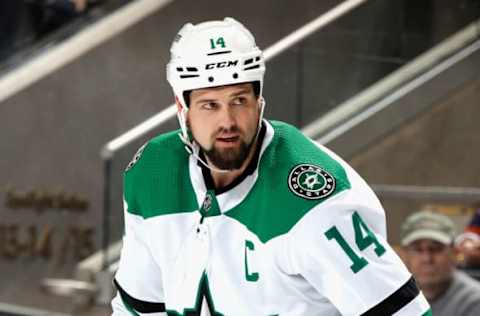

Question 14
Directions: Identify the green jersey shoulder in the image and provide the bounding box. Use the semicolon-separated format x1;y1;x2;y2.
226;120;351;242
123;121;352;242
123;129;198;219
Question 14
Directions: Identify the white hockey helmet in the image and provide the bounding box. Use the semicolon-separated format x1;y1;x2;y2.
166;17;266;109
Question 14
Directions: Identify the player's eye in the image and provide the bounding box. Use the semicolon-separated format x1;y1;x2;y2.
200;102;218;110
231;97;247;106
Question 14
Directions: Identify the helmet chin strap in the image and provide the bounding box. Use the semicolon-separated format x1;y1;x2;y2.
256;96;265;138
178;132;231;174
177;97;266;174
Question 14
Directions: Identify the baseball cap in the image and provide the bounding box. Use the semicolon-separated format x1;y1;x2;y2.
400;211;456;246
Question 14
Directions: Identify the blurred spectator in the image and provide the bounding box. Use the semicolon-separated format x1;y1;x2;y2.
456;206;480;279
1;0;94;64
28;0;90;38
0;1;25;60
401;210;480;316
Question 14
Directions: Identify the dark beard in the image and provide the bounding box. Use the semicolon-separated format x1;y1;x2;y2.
187;118;256;170
203;138;253;170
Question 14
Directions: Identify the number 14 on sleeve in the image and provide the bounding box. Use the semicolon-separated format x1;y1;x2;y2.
324;211;386;273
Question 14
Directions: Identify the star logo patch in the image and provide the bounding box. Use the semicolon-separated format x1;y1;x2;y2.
288;164;336;200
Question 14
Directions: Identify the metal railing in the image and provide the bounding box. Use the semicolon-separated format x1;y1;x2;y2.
303;18;480;143
371;185;480;203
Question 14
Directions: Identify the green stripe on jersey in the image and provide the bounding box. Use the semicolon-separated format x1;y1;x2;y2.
422;308;432;316
226;121;351;243
123;130;198;218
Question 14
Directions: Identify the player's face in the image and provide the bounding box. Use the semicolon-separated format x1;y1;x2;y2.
187;83;260;170
404;239;455;288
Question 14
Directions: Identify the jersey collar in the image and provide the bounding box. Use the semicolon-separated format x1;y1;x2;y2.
189;119;274;214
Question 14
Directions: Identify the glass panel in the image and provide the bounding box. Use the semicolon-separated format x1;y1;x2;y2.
264;0;480;127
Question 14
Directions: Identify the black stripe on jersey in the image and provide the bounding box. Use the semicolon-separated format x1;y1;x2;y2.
114;279;166;313
361;276;420;316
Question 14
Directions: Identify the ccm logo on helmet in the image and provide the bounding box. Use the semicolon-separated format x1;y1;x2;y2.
206;60;238;69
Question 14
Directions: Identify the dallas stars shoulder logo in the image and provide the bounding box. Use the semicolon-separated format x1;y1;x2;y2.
288;164;336;200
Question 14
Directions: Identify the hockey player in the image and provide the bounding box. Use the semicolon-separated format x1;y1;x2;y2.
112;18;431;315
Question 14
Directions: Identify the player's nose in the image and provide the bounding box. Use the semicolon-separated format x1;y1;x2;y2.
217;105;236;131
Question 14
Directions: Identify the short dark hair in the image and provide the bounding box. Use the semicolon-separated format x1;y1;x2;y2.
183;81;260;107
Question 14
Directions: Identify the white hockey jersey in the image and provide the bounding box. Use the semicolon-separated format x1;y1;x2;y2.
112;120;431;316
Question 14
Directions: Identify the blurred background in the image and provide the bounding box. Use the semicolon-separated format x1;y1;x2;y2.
0;0;479;315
